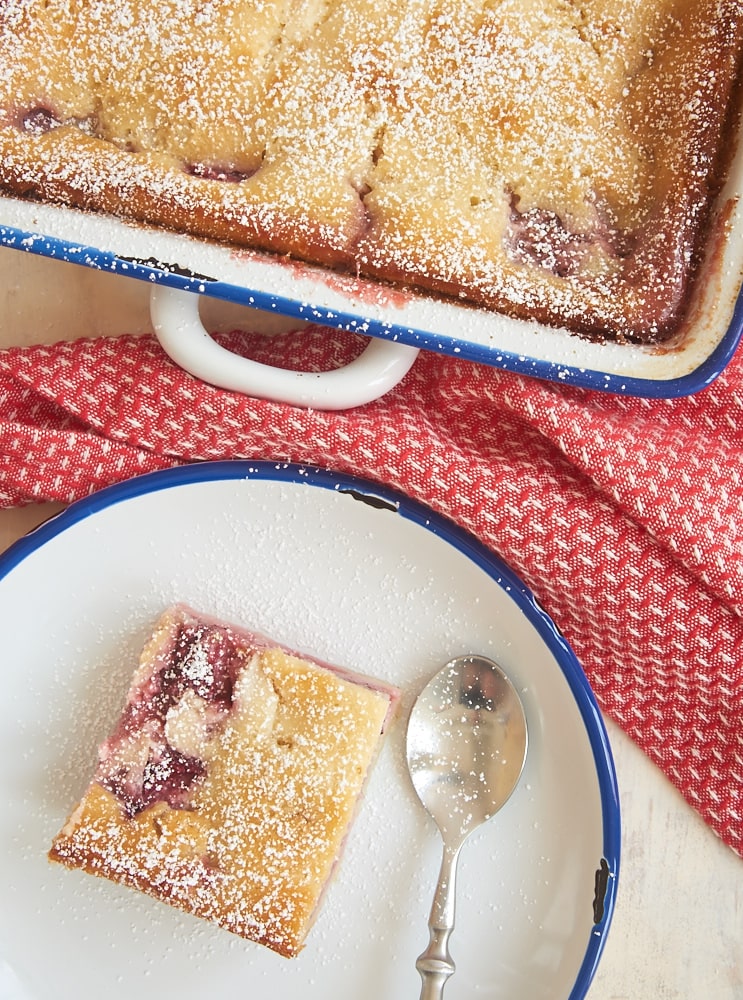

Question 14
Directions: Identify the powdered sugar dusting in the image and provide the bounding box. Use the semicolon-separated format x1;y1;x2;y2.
49;605;399;959
0;0;740;341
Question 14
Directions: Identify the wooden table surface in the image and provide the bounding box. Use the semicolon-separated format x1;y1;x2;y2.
2;246;742;998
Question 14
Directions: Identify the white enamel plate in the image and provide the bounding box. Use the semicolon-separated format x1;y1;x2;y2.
0;462;619;1000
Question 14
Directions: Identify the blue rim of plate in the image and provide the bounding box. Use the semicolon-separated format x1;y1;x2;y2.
2;221;741;398
0;460;621;999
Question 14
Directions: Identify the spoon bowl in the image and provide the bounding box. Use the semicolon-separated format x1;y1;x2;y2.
406;654;528;999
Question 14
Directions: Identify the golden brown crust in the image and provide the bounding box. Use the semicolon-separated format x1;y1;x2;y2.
48;606;399;957
1;0;741;342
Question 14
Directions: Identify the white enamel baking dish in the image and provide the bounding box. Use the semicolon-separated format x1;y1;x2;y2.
1;115;742;409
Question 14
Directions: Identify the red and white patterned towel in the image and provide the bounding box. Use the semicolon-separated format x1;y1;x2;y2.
2;324;743;856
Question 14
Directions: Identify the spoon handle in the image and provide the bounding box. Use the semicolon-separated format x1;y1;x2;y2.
416;841;462;1000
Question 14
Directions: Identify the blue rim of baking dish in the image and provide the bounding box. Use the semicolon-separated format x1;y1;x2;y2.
0;459;621;1000
1;220;741;398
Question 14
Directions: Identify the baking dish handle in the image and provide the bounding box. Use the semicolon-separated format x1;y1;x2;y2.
150;285;419;409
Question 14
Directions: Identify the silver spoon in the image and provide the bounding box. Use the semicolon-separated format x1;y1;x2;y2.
406;654;528;999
